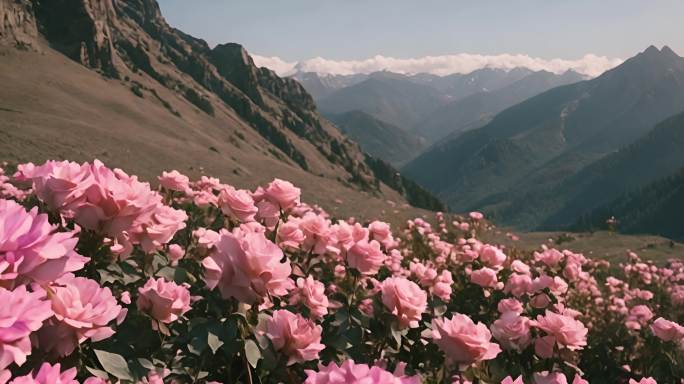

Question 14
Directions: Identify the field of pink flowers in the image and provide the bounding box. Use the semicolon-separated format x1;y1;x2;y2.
0;159;682;384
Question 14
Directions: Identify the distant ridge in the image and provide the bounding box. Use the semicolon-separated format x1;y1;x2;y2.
403;45;684;229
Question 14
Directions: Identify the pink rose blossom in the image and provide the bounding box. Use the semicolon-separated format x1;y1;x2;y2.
14;160;92;211
431;313;501;364
629;378;657;384
346;240;386;275
0;286;53;370
260;309;324;365
534;248;564;267
303;360;420;384
381;277;427;328
504;274;533;297
533;310;588;351
650;317;684;342
498;298;524;314
130;205;187;253
470;267;499;288
277;218;306;249
137;277;191;328
218;186;258;222
9;362;78;384
0;199;89;285
158;170;190;192
202;228;293;303
501;377;524;384
37;274;121;357
263;179;301;211
490;312;532;351
291;276;329;319
469;212;484;221
479;245;506;267
167;244;185;264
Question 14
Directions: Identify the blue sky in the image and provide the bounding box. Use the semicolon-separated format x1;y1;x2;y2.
157;1;683;76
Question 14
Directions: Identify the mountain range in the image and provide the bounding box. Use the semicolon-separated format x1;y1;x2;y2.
295;67;587;166
403;45;684;231
0;0;443;220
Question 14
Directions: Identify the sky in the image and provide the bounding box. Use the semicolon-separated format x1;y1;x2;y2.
157;1;684;77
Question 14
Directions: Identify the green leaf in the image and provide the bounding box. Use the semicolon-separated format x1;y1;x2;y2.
207;331;224;354
85;366;109;379
94;349;135;381
244;339;262;368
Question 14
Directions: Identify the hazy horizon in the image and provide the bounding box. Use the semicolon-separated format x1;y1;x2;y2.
157;1;682;77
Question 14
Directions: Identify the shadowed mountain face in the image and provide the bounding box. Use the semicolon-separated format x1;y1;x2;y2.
0;0;443;216
418;70;586;144
578;166;684;241
539;110;684;229
326;111;426;167
403;46;684;229
316;72;448;129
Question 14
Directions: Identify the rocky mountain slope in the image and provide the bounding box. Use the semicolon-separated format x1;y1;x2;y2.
403;46;684;228
418;70;586;143
326;110;426;167
0;0;443;218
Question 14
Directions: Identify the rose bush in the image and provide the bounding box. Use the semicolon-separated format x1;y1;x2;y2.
0;160;682;383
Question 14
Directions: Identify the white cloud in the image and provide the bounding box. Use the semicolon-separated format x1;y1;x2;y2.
252;53;623;78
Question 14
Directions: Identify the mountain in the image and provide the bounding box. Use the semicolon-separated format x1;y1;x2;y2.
327;110;426;167
577;166;684;241
316;71;448;129
0;0;443;217
290;71;368;100
415;67;534;101
417;70;586;143
537;110;684;228
403;45;684;228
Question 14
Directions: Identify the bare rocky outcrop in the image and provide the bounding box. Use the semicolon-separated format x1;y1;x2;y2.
0;0;443;210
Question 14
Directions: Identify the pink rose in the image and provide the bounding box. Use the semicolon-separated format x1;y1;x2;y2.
37;274;121;357
277;218;305;249
291;276;329;319
304;360;420;384
470;267;499;288
14;160;92;211
346;240;386;275
629;378;658;384
218;186;258;222
504;274;533;297
202;228;293;303
534;248;564;267
534;335;556;359
0;286;53;370
381;277;427;328
469;211;484;220
650;317;684;342
490;312;532;351
533;372;568;384
263;179;301;211
158;170;190;192
431;313;501;364
137;277;191;328
259;310;324;365
300;213;335;255
497;298;524;314
533;310;588;351
479;245;506;267
129;205;187;253
0;199;89;285
167;244;185;264
501;377;524;384
9;362;78;384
